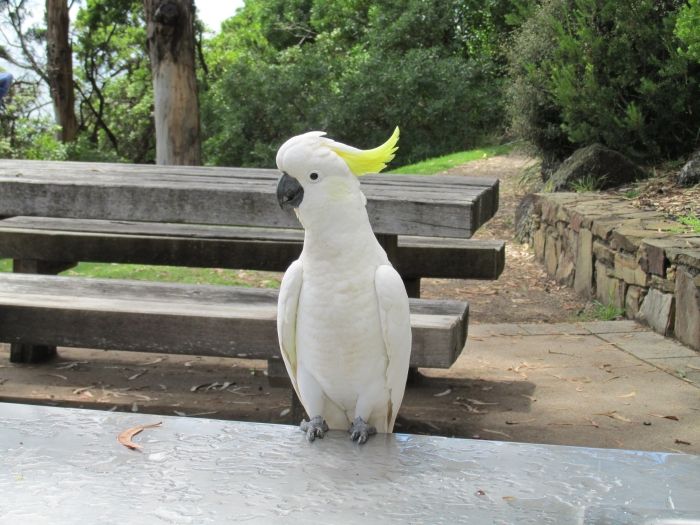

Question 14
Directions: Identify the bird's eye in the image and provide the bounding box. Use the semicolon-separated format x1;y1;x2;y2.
309;172;319;181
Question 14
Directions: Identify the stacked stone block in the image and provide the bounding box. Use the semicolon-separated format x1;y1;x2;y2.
529;193;700;350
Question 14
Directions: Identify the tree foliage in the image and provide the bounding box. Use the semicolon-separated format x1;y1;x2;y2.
201;0;513;167
507;0;700;162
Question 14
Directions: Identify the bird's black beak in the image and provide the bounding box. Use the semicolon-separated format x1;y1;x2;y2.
277;172;304;209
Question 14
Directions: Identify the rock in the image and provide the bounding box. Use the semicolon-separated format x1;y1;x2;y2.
548;144;647;192
674;266;700;351
574;229;593;297
678;151;700;187
637;288;675;336
595;261;625;309
514;194;537;244
625;286;643;319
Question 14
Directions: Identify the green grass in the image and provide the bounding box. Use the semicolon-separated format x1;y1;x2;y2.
389;144;514;175
575;300;625;322
677;213;700;233
0;260;281;288
571;174;604;193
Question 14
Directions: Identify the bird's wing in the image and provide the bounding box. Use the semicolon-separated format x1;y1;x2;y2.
277;259;303;400
374;264;412;431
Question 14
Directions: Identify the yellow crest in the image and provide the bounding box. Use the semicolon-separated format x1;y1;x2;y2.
330;127;400;176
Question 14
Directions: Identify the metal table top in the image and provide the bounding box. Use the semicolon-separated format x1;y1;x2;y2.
1;403;699;524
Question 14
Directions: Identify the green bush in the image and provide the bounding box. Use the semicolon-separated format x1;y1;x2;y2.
508;0;700;162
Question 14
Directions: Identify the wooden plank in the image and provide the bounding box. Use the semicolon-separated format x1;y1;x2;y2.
0;160;499;237
0;274;468;368
396;238;505;280
0;218;504;279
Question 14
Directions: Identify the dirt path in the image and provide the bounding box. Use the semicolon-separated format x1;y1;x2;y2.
421;152;592;323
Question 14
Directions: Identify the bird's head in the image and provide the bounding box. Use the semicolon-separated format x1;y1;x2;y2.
275;127;399;215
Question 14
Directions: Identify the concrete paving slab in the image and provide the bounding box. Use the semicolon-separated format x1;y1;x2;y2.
425;328;700;453
469;323;529;337
582;320;648;333
598;330;699;360
517;322;590;335
645;356;700;386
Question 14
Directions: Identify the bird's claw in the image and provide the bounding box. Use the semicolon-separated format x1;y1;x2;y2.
349;417;376;444
300;415;328;442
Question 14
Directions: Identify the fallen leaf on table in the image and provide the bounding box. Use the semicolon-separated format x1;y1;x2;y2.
118;422;162;451
650;414;680;421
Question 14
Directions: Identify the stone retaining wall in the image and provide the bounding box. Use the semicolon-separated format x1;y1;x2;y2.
528;193;700;350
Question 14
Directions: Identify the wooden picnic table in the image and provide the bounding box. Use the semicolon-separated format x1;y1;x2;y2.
0;159;499;238
0;159;499;371
1;403;699;524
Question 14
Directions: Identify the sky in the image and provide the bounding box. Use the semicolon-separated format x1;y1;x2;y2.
197;0;245;33
1;0;246;77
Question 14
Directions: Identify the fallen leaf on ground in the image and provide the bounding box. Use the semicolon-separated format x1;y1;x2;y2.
505;418;536;425
280;408;291;417
595;411;632;423
72;385;94;395
675;439;691;446
47;373;68;381
128;370;147;381
481;428;512;439
141;357;166;366
521;394;537;402
453;401;488;414
586;418;599;428
617;391;636;398
465;398;499;406
650;414;680;421
434;388;452;397
117;421;162;451
55;361;88;370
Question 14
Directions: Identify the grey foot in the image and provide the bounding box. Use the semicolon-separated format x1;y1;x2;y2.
349;417;376;444
300;415;328;442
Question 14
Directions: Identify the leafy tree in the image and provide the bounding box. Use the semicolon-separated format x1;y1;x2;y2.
676;0;700;63
73;0;155;162
201;0;513;168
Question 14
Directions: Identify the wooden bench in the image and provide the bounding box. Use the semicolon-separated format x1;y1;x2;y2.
0;217;505;295
0;159;500;377
0;273;468;368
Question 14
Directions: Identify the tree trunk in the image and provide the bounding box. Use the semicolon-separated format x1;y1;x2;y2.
46;0;78;143
144;0;202;165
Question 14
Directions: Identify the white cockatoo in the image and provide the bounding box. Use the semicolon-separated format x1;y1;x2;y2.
275;127;411;444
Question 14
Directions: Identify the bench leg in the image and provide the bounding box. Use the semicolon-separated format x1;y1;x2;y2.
10;343;57;364
9;259;75;364
403;278;420;298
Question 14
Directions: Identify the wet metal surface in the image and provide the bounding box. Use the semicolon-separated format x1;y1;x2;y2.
1;403;699;524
